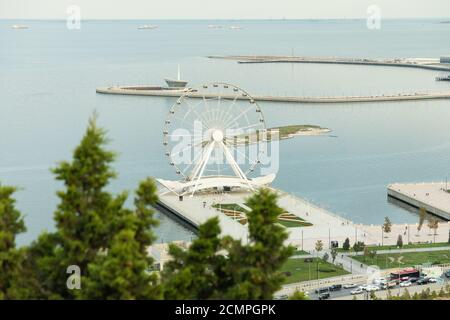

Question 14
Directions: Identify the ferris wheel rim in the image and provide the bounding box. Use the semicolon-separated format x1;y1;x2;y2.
162;82;267;180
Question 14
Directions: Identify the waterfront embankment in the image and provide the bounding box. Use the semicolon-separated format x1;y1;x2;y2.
96;86;450;104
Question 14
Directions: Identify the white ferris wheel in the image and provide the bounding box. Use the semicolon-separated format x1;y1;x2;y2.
157;83;276;196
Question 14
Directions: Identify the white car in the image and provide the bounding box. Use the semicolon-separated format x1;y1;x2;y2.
400;281;412;287
366;285;380;292
343;283;357;289
428;277;438;283
358;285;368;291
351;288;364;295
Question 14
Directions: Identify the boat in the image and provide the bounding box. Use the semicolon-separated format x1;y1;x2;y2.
164;65;188;89
229;25;242;30
11;25;29;30
208;25;223;29
137;24;158;30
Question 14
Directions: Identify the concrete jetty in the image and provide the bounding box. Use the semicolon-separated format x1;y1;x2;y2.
208;55;450;72
388;182;450;220
96;86;450;104
155;187;450;251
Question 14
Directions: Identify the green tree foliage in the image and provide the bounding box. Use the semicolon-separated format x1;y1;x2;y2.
353;241;365;253
396;234;403;248
0;185;27;299
418;207;427;232
330;247;338;263
162;217;224;300
342;237;350;251
289;291;309;300
162;188;293;300
80;179;161;299
315;240;323;253
26;116;161;299
382;217;392;234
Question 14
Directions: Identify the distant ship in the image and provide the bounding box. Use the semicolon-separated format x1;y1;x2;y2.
164;65;188;89
229;25;242;30
11;25;29;30
137;24;158;30
208;25;223;29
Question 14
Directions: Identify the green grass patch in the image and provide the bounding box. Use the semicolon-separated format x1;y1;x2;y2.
212;203;247;213
352;250;450;270
281;258;349;284
277;220;313;228
337;242;450;253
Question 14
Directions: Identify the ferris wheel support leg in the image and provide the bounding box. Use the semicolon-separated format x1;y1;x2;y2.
220;141;254;191
191;141;216;196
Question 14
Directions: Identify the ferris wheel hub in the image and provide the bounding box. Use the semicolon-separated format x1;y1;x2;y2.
212;129;224;142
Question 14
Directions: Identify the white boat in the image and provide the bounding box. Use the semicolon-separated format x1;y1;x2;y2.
11;25;29;30
137;24;158;30
164;65;188;89
229;25;242;30
208;24;223;29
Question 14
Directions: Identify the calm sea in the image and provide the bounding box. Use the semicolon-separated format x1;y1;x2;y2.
1;19;450;244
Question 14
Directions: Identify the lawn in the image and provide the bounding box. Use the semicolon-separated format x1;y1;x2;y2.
337;242;450;253
212;203;247;213
277;220;313;228
351;250;450;270
281;258;349;284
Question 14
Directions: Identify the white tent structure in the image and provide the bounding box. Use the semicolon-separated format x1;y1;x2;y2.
157;83;275;196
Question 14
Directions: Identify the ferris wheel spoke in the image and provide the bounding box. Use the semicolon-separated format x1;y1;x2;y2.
170;140;206;157
221;93;241;129
225;123;264;136
223;105;255;129
185;98;213;132
181;146;206;177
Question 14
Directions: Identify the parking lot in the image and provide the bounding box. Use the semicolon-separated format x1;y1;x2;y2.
306;272;450;300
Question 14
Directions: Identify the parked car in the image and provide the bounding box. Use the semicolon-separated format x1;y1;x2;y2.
329;284;342;291
351;288;364;295
315;287;330;294
358;284;368;291
409;277;420;283
318;292;330;300
445;271;450;278
417;278;430;285
366;285;380;292
343;283;357;289
400;281;412;287
428;277;438;283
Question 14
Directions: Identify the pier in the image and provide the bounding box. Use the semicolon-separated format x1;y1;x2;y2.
388;182;450;220
155;187;450;250
208;55;450;72
96;86;450;104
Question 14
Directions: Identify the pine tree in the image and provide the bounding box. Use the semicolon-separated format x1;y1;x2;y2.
221;188;294;299
28;116;161;299
80;179;161;299
162;217;224;299
0;184;27;299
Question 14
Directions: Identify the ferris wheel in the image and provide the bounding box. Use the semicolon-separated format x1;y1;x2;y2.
162;83;267;190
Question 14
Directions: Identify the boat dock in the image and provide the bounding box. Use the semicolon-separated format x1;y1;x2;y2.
388;182;450;220
96;86;450;104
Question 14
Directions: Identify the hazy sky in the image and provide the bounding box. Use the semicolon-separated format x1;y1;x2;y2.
1;0;450;19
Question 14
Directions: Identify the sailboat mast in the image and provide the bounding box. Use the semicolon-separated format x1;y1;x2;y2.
177;64;180;81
